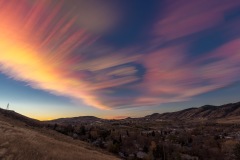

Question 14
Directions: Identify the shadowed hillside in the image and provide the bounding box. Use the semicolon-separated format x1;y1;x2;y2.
144;102;240;122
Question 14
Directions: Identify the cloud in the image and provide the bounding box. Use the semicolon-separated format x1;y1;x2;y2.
108;116;129;120
0;1;106;109
155;0;240;41
70;0;124;34
1;0;240;111
0;0;139;110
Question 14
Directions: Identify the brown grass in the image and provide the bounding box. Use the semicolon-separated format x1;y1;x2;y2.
216;116;240;124
0;113;119;160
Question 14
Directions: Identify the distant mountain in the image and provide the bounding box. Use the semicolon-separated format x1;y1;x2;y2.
3;101;239;126
144;102;240;121
48;116;105;125
47;102;240;124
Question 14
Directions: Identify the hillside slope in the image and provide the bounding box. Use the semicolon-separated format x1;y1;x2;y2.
0;110;119;160
145;102;240;121
0;108;42;127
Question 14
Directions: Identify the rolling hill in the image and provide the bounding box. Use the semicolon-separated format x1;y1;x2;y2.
48;116;105;125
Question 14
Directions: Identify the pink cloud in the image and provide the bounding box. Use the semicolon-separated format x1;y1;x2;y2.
132;39;240;106
155;0;240;40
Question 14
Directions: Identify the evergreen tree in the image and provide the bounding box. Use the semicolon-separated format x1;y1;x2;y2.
234;143;240;160
126;130;129;137
80;125;86;135
152;131;155;137
119;134;122;143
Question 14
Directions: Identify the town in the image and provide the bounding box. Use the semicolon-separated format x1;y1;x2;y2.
47;118;240;160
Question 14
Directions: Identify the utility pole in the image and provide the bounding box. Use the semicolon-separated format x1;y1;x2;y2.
6;103;9;110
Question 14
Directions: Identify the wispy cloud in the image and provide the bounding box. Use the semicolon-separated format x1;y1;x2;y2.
155;0;240;40
0;0;240;110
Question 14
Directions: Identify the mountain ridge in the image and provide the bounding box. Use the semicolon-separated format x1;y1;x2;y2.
144;102;240;121
2;101;239;124
44;101;240;124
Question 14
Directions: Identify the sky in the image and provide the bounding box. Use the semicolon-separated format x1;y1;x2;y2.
0;0;240;120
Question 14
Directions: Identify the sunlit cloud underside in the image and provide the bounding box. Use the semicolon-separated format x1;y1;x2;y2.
0;0;240;110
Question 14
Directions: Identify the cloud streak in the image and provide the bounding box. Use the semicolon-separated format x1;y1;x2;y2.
0;0;240;110
0;0;108;109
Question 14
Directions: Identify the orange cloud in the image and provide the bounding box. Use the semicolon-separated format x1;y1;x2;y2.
0;1;139;110
0;1;108;110
106;116;129;120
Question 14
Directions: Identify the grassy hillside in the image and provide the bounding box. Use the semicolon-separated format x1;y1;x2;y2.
0;110;119;160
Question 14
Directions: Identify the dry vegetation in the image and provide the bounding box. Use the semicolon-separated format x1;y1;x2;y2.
0;113;119;160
